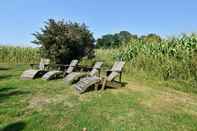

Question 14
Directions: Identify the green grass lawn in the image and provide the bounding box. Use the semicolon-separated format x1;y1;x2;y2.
1;65;197;131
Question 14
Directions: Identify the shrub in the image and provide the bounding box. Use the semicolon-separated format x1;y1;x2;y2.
32;19;95;64
96;31;138;49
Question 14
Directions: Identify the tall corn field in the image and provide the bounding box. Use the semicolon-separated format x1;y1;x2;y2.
0;46;40;64
112;34;197;85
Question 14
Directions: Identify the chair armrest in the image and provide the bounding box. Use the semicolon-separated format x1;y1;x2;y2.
47;64;65;70
106;70;122;76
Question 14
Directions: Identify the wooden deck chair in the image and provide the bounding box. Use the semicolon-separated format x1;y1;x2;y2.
21;58;50;80
64;62;103;85
101;61;125;90
42;60;79;80
73;61;125;94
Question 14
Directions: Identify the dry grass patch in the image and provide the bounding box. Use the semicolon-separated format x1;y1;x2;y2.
28;93;74;111
125;81;197;116
135;86;197;114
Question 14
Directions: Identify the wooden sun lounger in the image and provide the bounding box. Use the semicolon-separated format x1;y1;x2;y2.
64;62;103;85
42;60;79;80
101;61;125;90
73;61;125;94
20;58;50;80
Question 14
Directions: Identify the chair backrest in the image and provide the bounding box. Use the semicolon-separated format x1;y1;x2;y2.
39;58;50;70
66;60;79;74
106;61;125;81
89;62;103;76
111;61;125;72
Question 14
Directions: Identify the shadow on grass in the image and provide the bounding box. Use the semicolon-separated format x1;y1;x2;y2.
1;121;26;131
0;67;11;70
0;87;16;92
0;87;30;102
82;81;128;94
0;75;13;80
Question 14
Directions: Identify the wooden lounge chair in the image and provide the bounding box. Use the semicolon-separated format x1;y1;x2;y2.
21;58;50;80
73;61;125;94
42;60;79;80
101;61;125;90
64;62;103;85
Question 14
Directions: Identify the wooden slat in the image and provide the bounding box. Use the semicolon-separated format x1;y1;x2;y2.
42;71;62;80
65;60;79;74
92;62;103;69
106;72;119;81
111;61;125;72
69;60;78;67
73;76;100;94
64;72;87;84
66;66;74;74
21;69;40;80
89;69;98;76
105;81;122;88
39;58;50;70
89;62;103;76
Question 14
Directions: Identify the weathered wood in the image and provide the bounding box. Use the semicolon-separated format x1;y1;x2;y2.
89;62;103;76
21;58;50;80
101;61;125;89
72;61;125;93
42;71;63;80
73;76;100;94
103;80;122;89
64;60;79;75
89;69;98;76
111;61;125;72
92;62;103;69
66;66;75;74
69;60;78;67
106;72;119;81
64;72;87;85
21;69;46;80
41;60;78;81
39;58;50;70
64;62;103;84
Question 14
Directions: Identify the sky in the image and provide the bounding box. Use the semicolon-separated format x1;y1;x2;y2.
0;0;197;47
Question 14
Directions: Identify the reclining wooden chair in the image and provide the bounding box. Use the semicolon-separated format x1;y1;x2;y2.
64;62;103;85
73;61;125;94
21;58;50;80
101;61;125;90
42;60;79;80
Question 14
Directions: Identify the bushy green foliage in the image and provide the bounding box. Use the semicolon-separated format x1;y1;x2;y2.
140;33;162;43
32;19;95;64
114;34;197;83
96;31;138;48
96;31;162;49
0;46;40;64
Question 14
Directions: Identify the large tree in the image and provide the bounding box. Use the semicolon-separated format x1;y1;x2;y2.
32;19;95;64
140;33;162;43
96;31;138;48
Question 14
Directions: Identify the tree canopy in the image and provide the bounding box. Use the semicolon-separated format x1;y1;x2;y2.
96;31;138;48
96;31;162;48
140;33;162;43
32;19;95;64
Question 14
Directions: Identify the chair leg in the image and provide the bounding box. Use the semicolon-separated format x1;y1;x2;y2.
101;79;107;91
95;83;99;91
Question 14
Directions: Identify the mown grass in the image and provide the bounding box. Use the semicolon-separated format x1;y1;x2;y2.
1;64;197;131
